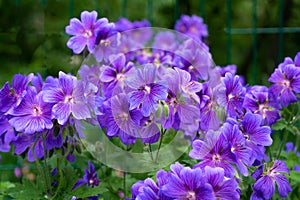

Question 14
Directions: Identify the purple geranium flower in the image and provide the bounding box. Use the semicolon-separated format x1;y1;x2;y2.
243;86;280;125
126;64;168;117
204;166;240;200
268;56;300;107
0;116;16;152
0;73;33;114
241;112;272;165
8;88;53;134
12;133;44;162
97;93;138;144
65;10;113;54
100;54;135;97
198;83;221;131
175;15;208;42
222;122;251;176
251;160;292;199
129;169;171;200
175;39;213;81
72;160;100;190
43;72;92;125
161;162;215;200
160;67;201;136
217;72;245;118
152;31;178;52
189;130;237;178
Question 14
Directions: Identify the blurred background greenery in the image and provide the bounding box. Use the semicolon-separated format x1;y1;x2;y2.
0;0;300;86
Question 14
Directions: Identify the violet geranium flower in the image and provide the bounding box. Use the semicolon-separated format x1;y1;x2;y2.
204;166;240;200
161;162;215;200
217;72;245;118
8;88;53;134
241;112;272;165
72;160;100;190
189;130;237;178
243;86;280;125
175;15;208;43
126;64;168;117
66;10;113;54
251;160;292;199
268;56;300;107
0;73;33;114
43;72;92;125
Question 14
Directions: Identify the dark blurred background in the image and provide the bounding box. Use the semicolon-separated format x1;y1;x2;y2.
0;0;300;86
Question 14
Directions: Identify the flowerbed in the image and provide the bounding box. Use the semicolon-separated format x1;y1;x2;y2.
0;10;300;200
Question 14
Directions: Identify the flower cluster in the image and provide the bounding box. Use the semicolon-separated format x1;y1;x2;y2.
128;162;240;200
1;10;299;200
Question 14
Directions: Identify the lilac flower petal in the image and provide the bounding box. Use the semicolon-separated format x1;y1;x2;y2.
291;77;300;93
71;103;91;120
43;88;65;103
250;126;272;146
284;64;300;80
66;18;84;35
128;91;145;110
150;84;168;100
295;52;300;66
271;160;290;174
161;174;186;197
9;116;30;133
268;68;284;83
141;95;157;117
100;66;116;82
67;36;87;54
273;174;292;197
216;179;240;200
253;176;274;199
170;162;184;177
72;179;86;190
25;118;48;134
180;167;202;191
81;11;97;29
281;88;297;106
204;166;224;188
52;102;71;125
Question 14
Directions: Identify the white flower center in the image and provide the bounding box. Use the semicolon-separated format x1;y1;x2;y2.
84;29;93;37
212;154;221;162
33;104;42;116
100;39;110;46
186;191;196;200
282;79;290;88
144;85;151;94
228;93;234;100
64;95;74;104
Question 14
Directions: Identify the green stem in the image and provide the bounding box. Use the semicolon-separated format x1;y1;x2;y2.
51;156;64;200
42;134;52;195
148;144;154;161
123;171;126;198
276;128;288;160
32;133;47;194
155;129;166;162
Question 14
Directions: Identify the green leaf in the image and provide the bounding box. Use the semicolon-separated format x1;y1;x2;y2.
72;184;108;198
271;119;287;131
7;179;44;200
0;182;15;191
